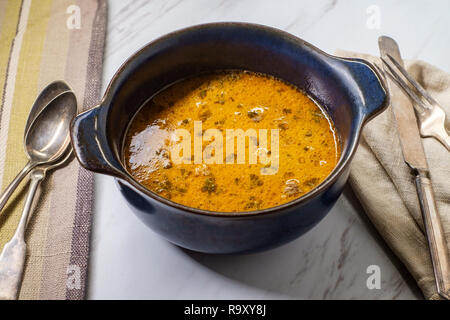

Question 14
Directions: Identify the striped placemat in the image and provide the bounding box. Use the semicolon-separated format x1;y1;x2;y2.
0;0;107;299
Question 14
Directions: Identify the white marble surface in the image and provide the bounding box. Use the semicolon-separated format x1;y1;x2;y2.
88;0;450;299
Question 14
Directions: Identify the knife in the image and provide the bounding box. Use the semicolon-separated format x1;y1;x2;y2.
379;36;450;299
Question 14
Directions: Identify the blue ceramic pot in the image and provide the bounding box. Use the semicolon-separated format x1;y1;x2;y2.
70;23;388;254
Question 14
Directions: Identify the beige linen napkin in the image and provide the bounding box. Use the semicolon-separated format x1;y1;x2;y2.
336;50;450;299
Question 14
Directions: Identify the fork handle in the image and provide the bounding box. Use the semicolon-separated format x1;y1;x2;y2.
0;237;26;300
416;169;450;299
0;169;44;300
0;161;36;212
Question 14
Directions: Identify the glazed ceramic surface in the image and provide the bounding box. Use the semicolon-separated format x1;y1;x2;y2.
71;23;388;253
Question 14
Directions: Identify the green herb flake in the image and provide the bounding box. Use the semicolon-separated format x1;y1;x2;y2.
201;176;217;194
249;173;264;187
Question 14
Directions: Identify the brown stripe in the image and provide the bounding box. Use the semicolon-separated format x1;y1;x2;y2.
59;0;97;299
66;0;107;300
36;0;97;299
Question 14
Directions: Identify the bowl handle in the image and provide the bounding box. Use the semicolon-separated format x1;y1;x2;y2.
70;105;124;177
340;58;390;121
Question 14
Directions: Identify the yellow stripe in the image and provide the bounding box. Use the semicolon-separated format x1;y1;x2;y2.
0;0;31;198
0;1;11;42
0;0;22;111
19;0;72;300
0;0;53;247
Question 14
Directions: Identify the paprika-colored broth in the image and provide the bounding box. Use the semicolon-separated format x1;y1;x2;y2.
124;71;340;212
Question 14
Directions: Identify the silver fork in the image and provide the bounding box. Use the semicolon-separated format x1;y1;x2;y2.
380;54;450;151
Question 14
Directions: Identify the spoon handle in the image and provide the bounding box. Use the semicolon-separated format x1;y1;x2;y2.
0;161;36;213
0;168;44;300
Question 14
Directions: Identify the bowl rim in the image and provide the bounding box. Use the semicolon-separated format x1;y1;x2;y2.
94;22;387;218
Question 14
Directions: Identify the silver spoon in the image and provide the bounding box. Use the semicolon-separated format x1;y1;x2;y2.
0;90;77;300
24;81;71;134
0;82;73;212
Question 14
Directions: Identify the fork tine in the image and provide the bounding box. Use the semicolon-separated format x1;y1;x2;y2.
381;58;429;112
386;54;439;107
373;63;386;81
440;130;450;152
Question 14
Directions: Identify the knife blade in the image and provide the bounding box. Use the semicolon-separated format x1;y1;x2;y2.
379;37;428;171
379;35;450;299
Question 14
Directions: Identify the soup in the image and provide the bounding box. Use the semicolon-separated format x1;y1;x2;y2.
124;71;340;212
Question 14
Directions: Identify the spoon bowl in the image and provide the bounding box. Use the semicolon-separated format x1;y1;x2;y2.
24;91;77;163
24;81;72;134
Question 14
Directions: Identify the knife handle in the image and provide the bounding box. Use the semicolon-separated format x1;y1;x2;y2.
416;169;450;299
